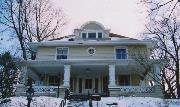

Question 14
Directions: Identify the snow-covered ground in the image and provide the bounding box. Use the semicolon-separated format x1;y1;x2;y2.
0;96;180;107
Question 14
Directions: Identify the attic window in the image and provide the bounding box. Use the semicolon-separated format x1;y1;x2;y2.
82;33;86;38
88;33;96;39
98;32;102;38
81;32;103;39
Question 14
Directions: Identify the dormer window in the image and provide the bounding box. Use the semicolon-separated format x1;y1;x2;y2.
81;32;103;39
88;33;96;39
82;33;86;38
98;32;102;38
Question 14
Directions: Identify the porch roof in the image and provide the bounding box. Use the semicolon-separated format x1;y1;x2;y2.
23;59;138;67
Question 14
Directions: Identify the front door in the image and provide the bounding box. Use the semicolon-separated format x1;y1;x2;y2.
84;79;93;93
77;77;101;94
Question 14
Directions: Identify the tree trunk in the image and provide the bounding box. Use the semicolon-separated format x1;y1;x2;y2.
176;61;180;98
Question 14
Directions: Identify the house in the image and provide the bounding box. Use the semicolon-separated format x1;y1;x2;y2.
16;21;163;98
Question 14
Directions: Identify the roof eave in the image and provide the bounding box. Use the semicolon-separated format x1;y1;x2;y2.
28;40;153;51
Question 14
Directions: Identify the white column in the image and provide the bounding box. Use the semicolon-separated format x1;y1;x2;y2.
63;65;71;87
154;64;161;85
109;64;116;86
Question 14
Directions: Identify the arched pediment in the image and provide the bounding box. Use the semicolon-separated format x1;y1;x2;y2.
80;21;105;30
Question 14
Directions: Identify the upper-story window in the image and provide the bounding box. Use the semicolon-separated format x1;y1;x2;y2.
88;33;96;39
81;32;103;39
116;48;127;59
82;33;87;39
98;32;102;38
56;47;68;59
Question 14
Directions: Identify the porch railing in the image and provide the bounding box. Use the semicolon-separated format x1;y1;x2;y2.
109;86;154;93
118;86;154;93
33;86;56;92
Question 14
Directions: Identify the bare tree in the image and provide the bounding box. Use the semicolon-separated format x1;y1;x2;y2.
144;16;180;98
25;0;67;42
0;0;67;60
25;0;67;59
0;0;28;60
130;48;162;85
140;0;180;19
131;46;177;98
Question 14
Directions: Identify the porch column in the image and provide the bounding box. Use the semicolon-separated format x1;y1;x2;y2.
109;64;116;86
154;64;161;85
63;65;71;87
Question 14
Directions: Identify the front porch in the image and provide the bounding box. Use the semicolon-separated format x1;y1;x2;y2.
16;60;163;98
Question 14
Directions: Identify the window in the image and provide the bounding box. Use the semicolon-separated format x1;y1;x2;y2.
81;32;103;39
98;32;102;38
88;33;96;39
49;76;59;86
85;79;92;89
87;47;96;55
56;47;68;59
118;75;130;86
82;33;86;38
116;48;127;59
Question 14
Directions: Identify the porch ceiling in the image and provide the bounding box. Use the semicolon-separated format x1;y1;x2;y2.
29;64;143;75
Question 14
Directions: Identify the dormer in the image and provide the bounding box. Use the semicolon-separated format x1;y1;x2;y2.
74;21;110;40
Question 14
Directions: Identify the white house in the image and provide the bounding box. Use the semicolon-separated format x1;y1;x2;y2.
16;21;163;98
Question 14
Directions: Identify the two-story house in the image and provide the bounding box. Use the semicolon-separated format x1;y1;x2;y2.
16;21;163;98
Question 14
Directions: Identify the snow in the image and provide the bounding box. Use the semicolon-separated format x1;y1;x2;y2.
1;96;180;107
0;96;64;107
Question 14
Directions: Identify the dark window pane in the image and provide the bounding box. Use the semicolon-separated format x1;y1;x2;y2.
88;33;96;39
49;76;59;86
98;33;102;38
57;48;68;59
82;33;86;38
119;75;130;86
116;49;127;59
57;55;67;59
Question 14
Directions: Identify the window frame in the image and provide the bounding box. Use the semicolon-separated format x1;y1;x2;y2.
56;47;69;60
88;32;97;39
81;31;103;39
48;75;59;86
114;47;128;59
97;32;103;39
82;33;87;39
118;74;131;86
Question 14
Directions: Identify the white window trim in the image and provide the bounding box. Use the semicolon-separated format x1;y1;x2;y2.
55;47;69;60
114;46;128;60
81;30;104;39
